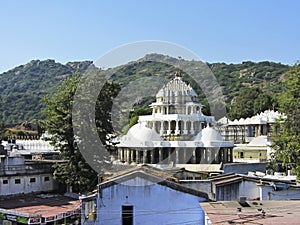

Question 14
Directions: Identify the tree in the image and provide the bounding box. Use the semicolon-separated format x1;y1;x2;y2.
42;70;121;192
228;87;274;120
0;121;5;140
271;64;300;177
42;72;98;193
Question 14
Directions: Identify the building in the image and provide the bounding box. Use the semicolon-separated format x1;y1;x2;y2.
233;135;269;162
116;74;234;165
201;200;300;225
217;110;281;144
81;164;300;224
0;142;80;225
195;171;299;202
217;110;282;162
3;138;59;160
0;193;80;225
0;154;59;196
0;140;62;196
81;165;208;225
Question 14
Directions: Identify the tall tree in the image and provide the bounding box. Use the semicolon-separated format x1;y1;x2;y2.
271;64;300;177
42;72;98;192
228;87;274;120
42;71;121;192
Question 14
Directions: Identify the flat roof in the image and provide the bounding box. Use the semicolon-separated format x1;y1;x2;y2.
0;193;80;223
201;200;300;225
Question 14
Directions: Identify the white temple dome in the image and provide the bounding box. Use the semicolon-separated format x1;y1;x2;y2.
126;123;162;142
192;126;225;147
201;126;224;142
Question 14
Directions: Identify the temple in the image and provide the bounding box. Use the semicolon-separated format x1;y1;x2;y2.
116;73;234;165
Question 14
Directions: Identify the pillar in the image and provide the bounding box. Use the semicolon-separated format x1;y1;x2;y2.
175;120;180;135
126;149;129;162
159;149;163;162
183;120;188;135
143;150;147;163
167;121;171;135
118;149;122;161
151;121;154;130
131;150;134;163
160;121;164;135
214;148;219;163
191;149;196;164
168;148;172;163
175;148;180;164
190;121;194;135
183;149;187;164
202;148;207;163
120;149;124;161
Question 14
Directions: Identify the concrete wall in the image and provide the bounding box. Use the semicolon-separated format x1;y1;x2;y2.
0;173;57;196
260;185;300;200
223;162;267;174
239;180;260;200
233;149;267;162
179;180;212;198
94;177;206;225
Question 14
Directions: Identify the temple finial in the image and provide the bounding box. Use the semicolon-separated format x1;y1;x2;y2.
175;70;182;78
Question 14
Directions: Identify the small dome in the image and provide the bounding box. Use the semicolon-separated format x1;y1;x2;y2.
193;126;224;147
118;123;162;147
248;135;268;146
126;123;162;142
201;126;224;143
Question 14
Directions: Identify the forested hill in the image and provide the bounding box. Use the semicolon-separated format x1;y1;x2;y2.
0;59;93;124
0;55;291;124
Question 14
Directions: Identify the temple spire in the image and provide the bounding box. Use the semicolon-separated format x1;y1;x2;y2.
175;70;182;80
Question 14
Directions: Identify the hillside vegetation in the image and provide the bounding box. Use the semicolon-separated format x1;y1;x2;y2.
0;54;290;125
0;59;92;124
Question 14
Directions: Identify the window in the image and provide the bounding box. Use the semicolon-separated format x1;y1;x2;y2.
44;176;50;182
122;205;133;225
3;180;8;184
30;178;36;183
15;179;21;184
240;152;244;158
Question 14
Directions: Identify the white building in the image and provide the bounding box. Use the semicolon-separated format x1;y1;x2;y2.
81;165;208;225
117;74;234;165
0;143;59;196
217;110;282;144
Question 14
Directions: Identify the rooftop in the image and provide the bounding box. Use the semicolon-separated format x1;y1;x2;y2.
0;193;80;222
201;200;300;225
218;110;282;126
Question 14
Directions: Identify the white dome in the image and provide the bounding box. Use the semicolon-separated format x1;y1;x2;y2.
127;123;162;142
248;135;268;147
118;123;162;147
192;126;227;147
201;127;224;143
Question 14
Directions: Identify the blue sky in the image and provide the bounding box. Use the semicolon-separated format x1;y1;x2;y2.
0;0;299;73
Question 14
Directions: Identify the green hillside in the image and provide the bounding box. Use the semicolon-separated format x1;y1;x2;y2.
0;59;92;124
0;54;290;124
